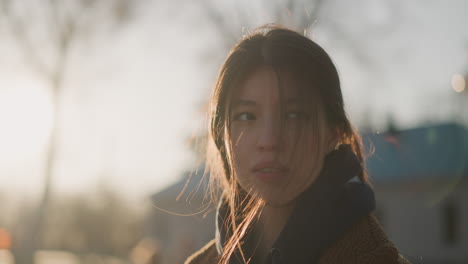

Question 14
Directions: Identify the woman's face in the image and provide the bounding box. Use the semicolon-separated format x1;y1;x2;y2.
228;67;329;206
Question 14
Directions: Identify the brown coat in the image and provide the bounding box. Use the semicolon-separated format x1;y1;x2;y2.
184;215;411;264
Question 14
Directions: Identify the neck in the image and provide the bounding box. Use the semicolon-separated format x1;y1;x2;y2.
252;202;295;262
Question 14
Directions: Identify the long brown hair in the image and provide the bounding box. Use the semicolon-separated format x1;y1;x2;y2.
205;24;367;264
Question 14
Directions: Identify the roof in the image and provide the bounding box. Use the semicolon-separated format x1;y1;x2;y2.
363;123;468;184
151;166;210;205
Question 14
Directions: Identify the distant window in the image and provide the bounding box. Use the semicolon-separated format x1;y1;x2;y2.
442;202;459;245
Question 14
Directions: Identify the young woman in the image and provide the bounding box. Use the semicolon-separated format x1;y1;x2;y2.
185;25;410;264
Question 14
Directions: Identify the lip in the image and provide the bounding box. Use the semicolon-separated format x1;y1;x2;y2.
252;161;289;182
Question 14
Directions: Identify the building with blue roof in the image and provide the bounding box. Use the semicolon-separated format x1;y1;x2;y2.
364;123;468;263
364;123;468;184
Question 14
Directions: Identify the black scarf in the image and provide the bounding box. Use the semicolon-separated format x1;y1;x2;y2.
215;144;376;264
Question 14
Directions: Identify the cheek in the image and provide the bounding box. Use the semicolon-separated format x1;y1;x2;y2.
285;131;325;183
230;129;249;168
229;127;255;186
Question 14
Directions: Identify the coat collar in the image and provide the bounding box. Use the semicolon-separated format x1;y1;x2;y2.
215;145;376;264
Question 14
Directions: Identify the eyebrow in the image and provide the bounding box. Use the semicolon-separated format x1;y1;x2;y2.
231;98;304;108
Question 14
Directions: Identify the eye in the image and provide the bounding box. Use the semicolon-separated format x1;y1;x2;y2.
233;112;256;121
285;111;309;120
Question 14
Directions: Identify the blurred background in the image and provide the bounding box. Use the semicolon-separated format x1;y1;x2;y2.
0;0;467;263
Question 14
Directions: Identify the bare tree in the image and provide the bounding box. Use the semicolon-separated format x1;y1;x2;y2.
0;1;138;263
196;0;380;87
201;0;326;51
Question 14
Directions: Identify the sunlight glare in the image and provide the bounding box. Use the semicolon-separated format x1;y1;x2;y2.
0;86;53;163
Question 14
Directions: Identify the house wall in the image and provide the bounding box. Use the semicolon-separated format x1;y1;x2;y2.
376;184;468;264
147;198;216;264
160;212;215;264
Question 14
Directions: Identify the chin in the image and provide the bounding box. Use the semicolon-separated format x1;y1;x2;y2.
237;179;301;206
256;188;298;207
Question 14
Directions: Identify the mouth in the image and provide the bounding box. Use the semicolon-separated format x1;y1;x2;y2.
252;162;289;182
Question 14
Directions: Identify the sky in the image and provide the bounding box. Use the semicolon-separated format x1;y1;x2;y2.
0;0;467;204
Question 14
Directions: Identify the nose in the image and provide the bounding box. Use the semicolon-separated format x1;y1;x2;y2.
256;116;281;152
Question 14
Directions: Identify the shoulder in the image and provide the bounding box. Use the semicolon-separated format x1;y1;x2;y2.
319;214;412;264
184;215;413;264
184;239;219;264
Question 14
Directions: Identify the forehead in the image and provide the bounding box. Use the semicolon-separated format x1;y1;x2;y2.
232;67;299;103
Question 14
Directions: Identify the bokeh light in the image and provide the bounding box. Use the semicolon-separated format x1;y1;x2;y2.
451;73;465;93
